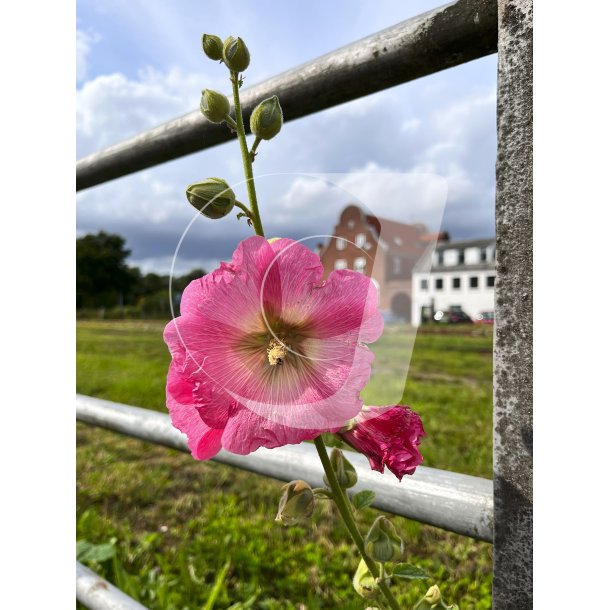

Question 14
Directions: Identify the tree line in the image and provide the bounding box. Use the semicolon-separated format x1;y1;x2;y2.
76;231;205;318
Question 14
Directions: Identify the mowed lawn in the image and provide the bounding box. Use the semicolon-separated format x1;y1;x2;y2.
77;320;493;609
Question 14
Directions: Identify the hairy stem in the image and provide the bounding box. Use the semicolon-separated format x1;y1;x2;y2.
249;135;262;162
230;71;264;237
313;436;402;610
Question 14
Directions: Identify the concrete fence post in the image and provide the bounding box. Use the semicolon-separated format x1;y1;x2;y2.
493;0;533;608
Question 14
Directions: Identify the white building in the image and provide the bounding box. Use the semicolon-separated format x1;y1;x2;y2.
411;238;496;325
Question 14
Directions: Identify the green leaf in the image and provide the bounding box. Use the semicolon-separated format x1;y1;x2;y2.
392;563;429;580
76;539;116;563
351;489;376;510
203;560;231;610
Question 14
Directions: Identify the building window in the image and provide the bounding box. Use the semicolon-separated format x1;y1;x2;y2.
487;275;495;288
452;277;461;289
420;278;428;291
437;251;444;265
347;219;355;229
393;257;401;274
458;250;465;264
354;257;366;273
356;233;366;247
336;237;346;251
334;259;347;270
469;276;479;288
435;278;443;290
481;247;488;262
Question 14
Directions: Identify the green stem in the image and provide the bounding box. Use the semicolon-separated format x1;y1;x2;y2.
230;71;264;237
313;436;402;610
225;114;238;131
249;135;262;162
234;200;254;219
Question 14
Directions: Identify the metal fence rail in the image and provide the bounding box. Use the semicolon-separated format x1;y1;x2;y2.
77;394;493;542
76;0;497;191
76;561;149;610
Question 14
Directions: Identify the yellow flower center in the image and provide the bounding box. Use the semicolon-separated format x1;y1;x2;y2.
267;337;289;366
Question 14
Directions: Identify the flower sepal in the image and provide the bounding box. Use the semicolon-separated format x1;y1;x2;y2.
275;480;315;526
250;95;283;140
323;448;358;489
201;34;223;61
185;177;236;219
223;36;250;72
364;516;403;563
414;585;459;610
352;559;381;600
200;89;231;124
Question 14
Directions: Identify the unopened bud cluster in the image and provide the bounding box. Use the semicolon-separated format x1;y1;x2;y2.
190;32;284;223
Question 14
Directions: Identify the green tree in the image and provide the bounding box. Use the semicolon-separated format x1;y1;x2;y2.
76;232;138;308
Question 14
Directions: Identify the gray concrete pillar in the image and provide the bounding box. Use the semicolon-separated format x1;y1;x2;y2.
493;0;533;608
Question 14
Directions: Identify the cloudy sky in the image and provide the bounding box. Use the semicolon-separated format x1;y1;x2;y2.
76;0;497;275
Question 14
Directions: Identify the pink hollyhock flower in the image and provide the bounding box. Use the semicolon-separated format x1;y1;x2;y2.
339;405;425;481
163;235;383;459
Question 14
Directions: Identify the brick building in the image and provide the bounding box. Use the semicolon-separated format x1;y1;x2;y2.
317;204;443;321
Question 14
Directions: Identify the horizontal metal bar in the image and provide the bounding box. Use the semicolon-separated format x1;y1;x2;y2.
77;394;493;541
76;0;498;191
76;561;149;610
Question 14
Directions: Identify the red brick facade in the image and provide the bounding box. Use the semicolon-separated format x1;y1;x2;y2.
318;205;439;321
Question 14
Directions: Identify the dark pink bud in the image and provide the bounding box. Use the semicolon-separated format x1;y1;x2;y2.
339;405;425;481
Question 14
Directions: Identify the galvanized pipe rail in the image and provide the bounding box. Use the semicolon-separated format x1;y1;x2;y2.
76;561;149;610
77;394;493;542
76;0;497;191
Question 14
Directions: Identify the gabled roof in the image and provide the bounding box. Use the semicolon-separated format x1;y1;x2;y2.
435;237;495;251
365;214;443;256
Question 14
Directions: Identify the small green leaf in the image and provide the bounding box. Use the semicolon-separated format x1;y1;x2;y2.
76;539;116;563
351;489;376;510
392;563;429;580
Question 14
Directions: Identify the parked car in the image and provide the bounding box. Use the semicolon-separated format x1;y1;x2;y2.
433;309;473;324
474;311;495;324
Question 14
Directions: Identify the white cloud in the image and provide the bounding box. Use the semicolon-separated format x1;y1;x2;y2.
401;118;421;133
76;66;228;156
76;29;99;83
275;165;447;232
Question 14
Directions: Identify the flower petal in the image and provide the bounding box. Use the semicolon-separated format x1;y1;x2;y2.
166;362;223;460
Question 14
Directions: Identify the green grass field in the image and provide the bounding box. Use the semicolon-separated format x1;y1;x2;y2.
77;320;493;609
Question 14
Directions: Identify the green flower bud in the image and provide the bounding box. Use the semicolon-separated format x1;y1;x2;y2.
250;95;283;140
323;448;358;489
185;178;235;219
200;89;230;123
352;559;379;600
201;34;223;61
424;585;442;605
223;36;250;72
275;480;315;526
364;516;403;563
